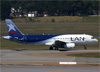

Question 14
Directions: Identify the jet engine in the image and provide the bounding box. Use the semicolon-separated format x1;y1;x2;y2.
64;43;75;48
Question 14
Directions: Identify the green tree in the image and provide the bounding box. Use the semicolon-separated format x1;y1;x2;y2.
1;1;11;20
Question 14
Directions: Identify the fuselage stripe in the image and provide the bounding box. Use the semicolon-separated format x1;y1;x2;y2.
9;32;21;34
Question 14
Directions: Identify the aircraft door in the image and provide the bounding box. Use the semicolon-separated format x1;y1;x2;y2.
23;35;27;42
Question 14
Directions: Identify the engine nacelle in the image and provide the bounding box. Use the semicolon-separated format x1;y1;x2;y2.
64;43;75;48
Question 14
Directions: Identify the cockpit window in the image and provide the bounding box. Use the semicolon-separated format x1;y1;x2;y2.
91;37;95;39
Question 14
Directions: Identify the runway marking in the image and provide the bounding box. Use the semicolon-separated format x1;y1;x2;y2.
59;62;77;64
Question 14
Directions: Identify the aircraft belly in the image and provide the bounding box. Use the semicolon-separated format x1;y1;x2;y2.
26;39;53;45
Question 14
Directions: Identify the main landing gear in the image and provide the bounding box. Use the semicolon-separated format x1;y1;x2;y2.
84;45;87;50
55;47;58;50
49;46;59;50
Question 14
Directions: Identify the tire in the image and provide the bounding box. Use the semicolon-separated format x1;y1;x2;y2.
55;47;58;50
49;46;53;50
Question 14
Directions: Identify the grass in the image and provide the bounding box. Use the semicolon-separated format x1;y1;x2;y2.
0;38;49;50
1;23;99;36
1;16;99;23
1;16;82;23
82;16;100;23
67;52;100;58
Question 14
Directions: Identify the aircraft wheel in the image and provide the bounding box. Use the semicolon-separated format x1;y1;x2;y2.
84;45;87;50
55;47;59;50
49;46;53;50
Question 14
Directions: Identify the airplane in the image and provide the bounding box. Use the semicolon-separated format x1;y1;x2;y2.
3;19;98;50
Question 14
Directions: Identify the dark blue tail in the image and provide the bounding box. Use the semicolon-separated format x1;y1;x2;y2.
5;19;23;36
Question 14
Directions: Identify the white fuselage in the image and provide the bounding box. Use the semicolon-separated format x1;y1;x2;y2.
42;34;98;45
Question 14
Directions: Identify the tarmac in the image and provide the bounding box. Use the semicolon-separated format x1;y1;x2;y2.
0;49;100;72
1;65;99;72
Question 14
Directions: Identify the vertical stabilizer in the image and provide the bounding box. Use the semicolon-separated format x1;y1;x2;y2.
5;19;23;36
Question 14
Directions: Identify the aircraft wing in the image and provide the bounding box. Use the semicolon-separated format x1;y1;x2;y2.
54;40;66;47
45;39;75;48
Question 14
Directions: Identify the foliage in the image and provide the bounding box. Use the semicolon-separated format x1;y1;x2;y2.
1;1;99;20
1;1;11;20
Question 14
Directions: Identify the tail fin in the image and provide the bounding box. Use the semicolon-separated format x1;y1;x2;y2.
5;19;23;36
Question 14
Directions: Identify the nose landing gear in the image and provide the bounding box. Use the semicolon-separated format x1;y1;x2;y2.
84;45;87;50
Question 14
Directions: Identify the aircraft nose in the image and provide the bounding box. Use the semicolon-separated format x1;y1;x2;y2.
95;39;98;43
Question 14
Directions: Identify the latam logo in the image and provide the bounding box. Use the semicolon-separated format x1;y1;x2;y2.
8;23;16;32
9;32;21;34
71;37;85;41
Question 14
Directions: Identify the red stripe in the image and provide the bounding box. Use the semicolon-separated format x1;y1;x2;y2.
9;32;21;34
